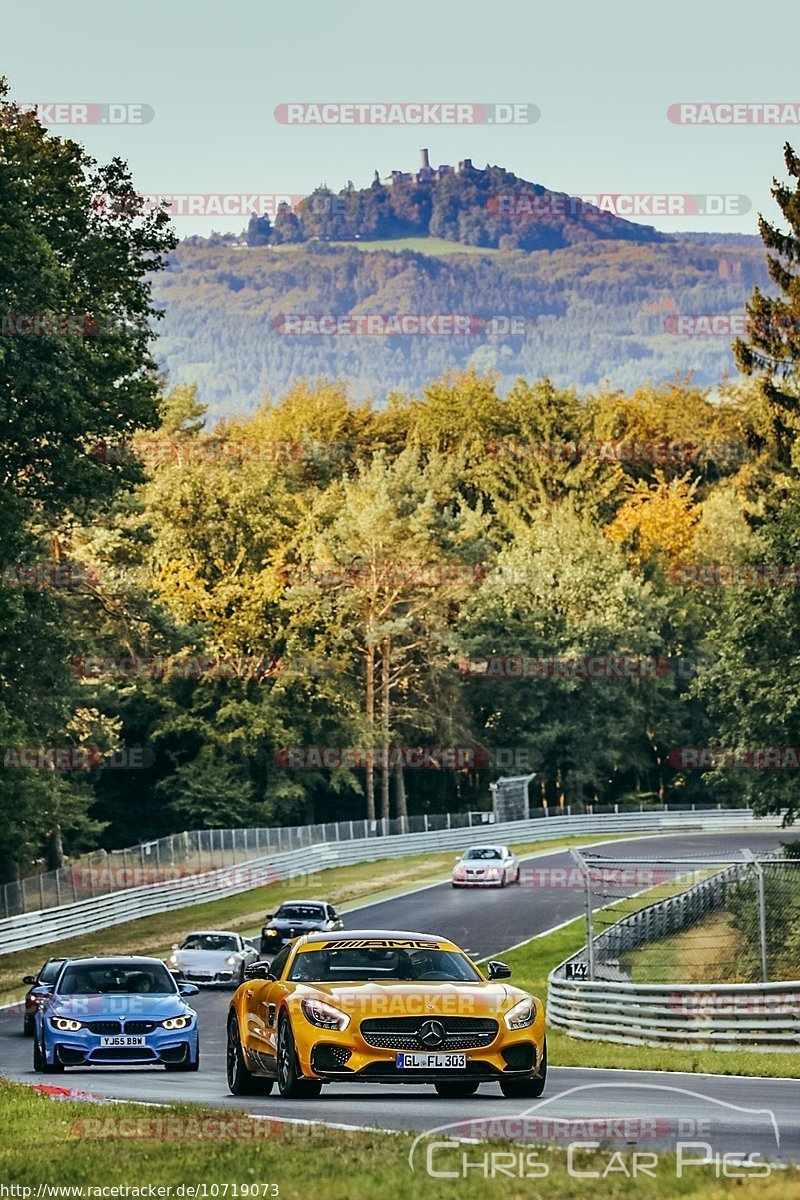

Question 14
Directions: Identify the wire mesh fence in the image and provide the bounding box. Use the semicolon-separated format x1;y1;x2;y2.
1;798;743;919
564;847;800;985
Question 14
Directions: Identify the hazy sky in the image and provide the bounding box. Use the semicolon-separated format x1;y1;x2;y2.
4;0;799;237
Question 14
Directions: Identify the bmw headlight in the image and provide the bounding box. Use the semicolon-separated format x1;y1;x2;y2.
504;998;536;1030
263;929;278;937
162;1015;190;1030
52;1017;83;1031
300;998;350;1031
485;868;499;878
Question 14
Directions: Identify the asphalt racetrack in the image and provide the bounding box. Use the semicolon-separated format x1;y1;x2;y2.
2;829;798;1162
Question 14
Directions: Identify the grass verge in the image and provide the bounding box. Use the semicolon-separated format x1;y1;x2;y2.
0;1079;793;1198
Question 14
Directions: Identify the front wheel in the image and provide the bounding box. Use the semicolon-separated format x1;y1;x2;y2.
34;1039;64;1074
499;1041;547;1098
434;1081;480;1097
277;1017;322;1099
226;1017;273;1095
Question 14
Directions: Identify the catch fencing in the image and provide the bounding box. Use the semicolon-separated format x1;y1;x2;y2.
0;809;772;957
548;847;800;1049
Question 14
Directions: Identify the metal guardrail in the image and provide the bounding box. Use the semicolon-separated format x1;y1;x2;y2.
3;802;737;919
547;977;800;1049
0;808;776;957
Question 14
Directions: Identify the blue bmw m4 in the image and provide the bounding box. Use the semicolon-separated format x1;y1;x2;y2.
33;957;200;1073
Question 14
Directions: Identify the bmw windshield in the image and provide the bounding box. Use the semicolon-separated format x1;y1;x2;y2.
57;962;178;995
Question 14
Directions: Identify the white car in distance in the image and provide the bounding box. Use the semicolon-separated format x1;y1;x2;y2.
167;930;259;987
452;845;521;888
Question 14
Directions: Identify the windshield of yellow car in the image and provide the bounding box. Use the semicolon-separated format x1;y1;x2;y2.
287;946;483;983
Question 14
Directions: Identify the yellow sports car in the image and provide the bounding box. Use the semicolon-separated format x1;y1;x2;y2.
226;928;546;1099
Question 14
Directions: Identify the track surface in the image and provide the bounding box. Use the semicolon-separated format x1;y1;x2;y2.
2;830;798;1161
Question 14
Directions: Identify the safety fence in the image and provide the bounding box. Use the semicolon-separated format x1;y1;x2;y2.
548;847;800;1049
0;808;772;956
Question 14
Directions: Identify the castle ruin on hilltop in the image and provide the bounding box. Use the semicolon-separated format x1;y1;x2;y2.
373;148;477;187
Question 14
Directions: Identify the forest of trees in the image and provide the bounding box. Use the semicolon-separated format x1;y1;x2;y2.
153;237;770;417
4;82;800;882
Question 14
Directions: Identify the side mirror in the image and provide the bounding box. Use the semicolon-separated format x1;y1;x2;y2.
22;975;36;985
245;961;274;981
171;943;179;951
486;960;512;980
178;983;199;996
264;914;274;922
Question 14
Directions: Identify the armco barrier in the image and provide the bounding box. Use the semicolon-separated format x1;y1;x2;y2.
547;849;800;1050
0;809;779;956
547;976;800;1050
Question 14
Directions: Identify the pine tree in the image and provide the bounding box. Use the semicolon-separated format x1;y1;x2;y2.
734;143;800;459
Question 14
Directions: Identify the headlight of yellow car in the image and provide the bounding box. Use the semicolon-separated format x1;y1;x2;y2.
162;1015;190;1030
300;998;350;1031
504;998;536;1030
52;1017;83;1031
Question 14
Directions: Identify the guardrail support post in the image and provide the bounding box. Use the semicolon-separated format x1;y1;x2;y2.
571;848;594;980
742;850;769;983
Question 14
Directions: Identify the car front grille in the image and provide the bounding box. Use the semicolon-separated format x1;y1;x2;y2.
124;1021;157;1034
90;1048;155;1061
360;1017;498;1050
86;1021;122;1034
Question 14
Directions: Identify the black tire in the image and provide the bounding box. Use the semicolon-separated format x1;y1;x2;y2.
226;1016;273;1095
165;1047;200;1072
35;1039;64;1073
276;1016;322;1099
434;1081;480;1097
23;1015;35;1037
500;872;507;888
499;1040;547;1098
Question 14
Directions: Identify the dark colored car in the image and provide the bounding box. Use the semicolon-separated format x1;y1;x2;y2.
22;959;68;1036
260;900;343;955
